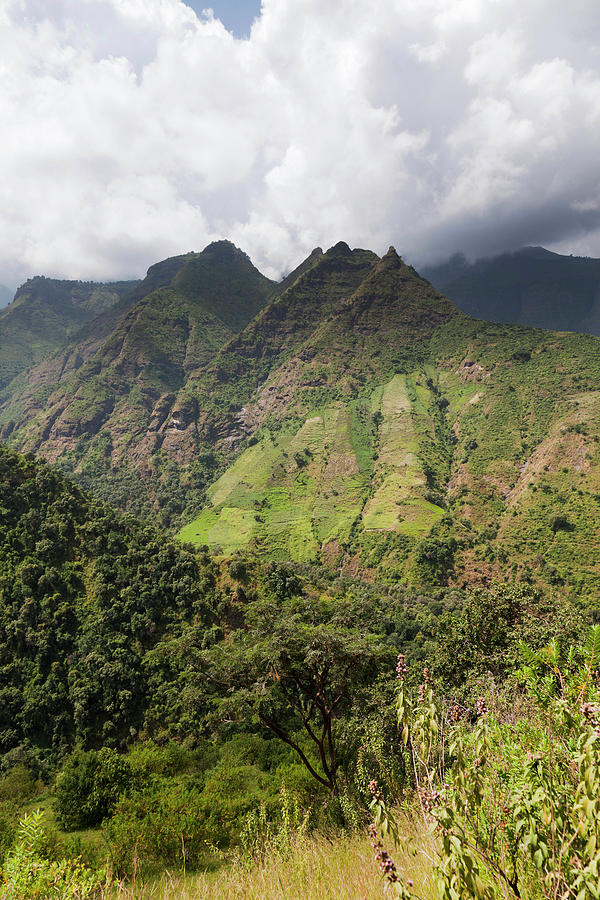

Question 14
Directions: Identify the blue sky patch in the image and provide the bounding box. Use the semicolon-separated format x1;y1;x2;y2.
184;1;261;37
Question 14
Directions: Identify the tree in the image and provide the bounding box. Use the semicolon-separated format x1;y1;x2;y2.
199;593;395;794
428;583;585;690
54;748;131;829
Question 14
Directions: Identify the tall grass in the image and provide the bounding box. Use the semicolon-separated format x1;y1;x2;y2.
105;825;436;900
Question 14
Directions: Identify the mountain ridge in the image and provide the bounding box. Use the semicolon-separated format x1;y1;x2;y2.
423;246;600;334
3;240;600;601
0;276;140;389
0;241;276;522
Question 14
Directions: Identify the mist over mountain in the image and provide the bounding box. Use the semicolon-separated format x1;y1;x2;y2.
0;284;12;308
423;247;600;335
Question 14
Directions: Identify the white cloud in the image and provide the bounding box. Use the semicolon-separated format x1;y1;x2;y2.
409;40;447;64
1;0;600;287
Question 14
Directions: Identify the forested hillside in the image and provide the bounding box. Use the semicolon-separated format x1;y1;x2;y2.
0;444;211;765
0;442;589;894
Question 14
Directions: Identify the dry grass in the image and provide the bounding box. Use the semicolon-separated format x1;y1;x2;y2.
105;824;437;900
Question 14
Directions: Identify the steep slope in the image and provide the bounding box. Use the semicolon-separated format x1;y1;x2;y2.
171;241;379;448
0;443;209;760
180;248;460;559
0;277;139;388
0;241;275;521
0;252;210;409
5;237;600;602
178;249;600;603
423;247;600;334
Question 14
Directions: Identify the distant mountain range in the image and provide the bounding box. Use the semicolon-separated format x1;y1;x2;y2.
423;246;600;334
2;241;600;599
0;276;139;389
0;284;12;308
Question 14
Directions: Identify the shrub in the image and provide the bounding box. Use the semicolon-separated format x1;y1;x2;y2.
0;766;40;807
549;513;571;533
105;782;210;876
54;748;131;830
126;741;199;780
228;559;247;581
0;810;103;898
368;628;600;898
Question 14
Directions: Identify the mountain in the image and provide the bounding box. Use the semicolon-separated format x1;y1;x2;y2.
3;239;600;601
175;245;600;601
0;241;275;521
0;276;139;388
423;246;600;334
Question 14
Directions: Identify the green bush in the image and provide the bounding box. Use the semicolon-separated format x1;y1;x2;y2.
0;766;40;807
0;810;103;899
104;736;312;876
126;740;200;780
54;748;131;830
105;781;210;876
368;627;600;898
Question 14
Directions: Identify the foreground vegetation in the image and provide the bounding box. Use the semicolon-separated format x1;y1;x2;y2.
4;628;600;898
104;830;433;899
2;443;600;897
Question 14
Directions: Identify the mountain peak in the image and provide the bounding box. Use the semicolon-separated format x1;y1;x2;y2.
326;240;353;257
376;245;405;269
201;240;250;263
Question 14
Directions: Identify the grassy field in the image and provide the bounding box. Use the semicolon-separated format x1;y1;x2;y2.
106;826;436;900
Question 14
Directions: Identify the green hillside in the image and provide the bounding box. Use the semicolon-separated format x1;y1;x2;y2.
3;239;600;601
178;249;600;602
0;277;138;388
0;242;275;523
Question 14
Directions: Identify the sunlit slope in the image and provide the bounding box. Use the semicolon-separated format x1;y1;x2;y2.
181;262;600;598
180;248;459;564
429;318;600;594
179;374;445;559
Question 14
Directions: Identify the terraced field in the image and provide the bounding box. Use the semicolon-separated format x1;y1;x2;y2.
179;374;447;561
362;375;443;535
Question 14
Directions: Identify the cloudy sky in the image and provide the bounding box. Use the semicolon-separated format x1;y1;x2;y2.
1;0;599;288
